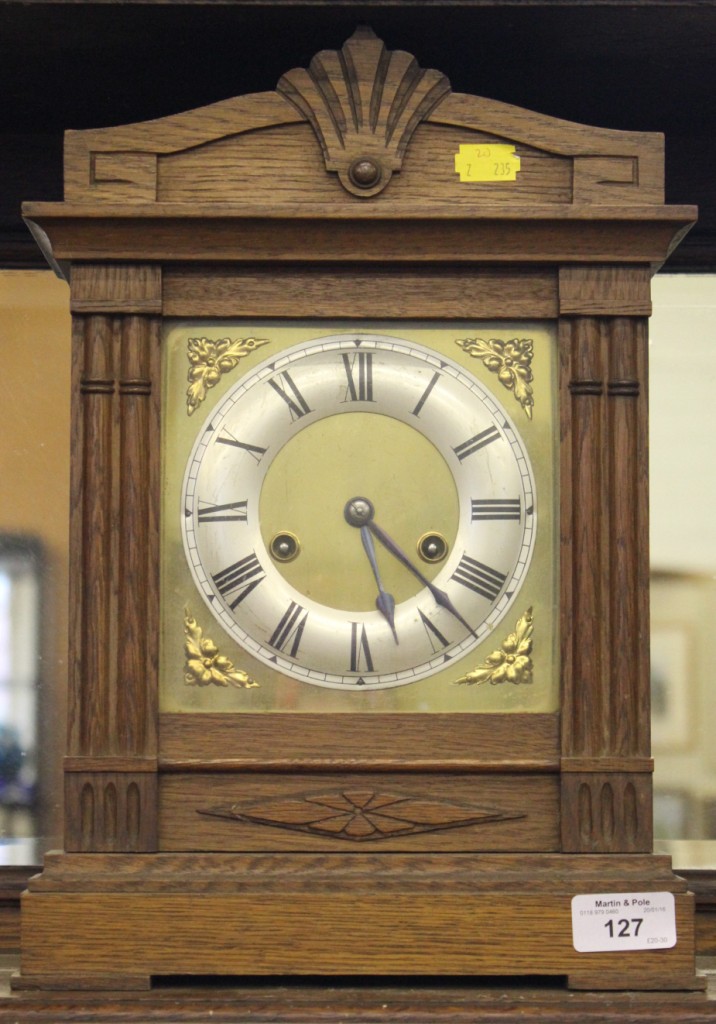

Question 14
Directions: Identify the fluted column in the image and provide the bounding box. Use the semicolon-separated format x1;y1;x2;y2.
64;265;161;852
559;267;652;852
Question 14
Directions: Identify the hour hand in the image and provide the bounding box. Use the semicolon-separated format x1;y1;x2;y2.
344;498;398;643
360;526;399;643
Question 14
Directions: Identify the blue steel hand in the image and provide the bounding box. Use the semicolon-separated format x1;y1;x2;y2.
346;497;479;638
360;525;399;644
366;519;477;639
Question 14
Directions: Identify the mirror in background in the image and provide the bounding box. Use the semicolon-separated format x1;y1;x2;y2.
0;269;714;847
650;275;716;840
0;536;42;837
0;271;70;853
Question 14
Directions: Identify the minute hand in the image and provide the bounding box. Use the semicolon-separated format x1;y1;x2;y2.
366;521;477;639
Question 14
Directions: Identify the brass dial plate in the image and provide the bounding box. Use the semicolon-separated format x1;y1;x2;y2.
161;321;558;713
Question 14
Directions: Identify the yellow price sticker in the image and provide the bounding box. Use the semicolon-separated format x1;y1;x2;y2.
454;144;521;183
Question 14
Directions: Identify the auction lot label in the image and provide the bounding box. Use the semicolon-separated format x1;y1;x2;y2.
571;892;676;952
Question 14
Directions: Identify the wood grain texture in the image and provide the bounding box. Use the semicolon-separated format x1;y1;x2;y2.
398;125;573;205
66;268;161;852
62;91;301;203
559;305;651;852
159;713;560;769
21;891;696;980
68;303;161;760
559;313;650;760
431;92;665;205
558;265;652;316
158;772;559;853
70;264;162;314
20;851;698;986
163;266;558;319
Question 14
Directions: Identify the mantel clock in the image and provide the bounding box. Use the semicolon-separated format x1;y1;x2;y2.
19;28;699;991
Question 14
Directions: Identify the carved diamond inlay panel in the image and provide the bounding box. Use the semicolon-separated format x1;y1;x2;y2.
199;790;525;841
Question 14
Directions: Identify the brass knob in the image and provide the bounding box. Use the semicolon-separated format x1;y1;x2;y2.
348;158;382;189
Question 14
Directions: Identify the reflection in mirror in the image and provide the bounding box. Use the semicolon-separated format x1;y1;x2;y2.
0;536;42;837
0;269;715;848
650;275;716;840
0;270;69;854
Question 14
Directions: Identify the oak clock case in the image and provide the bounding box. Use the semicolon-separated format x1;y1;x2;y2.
162;321;558;714
17;26;700;995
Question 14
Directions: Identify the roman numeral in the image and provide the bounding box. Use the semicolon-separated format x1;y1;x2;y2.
452;426;500;461
197;499;248;523
268;371;311;420
268;601;308;657
418;608;450;653
411;372;440;417
349;622;374;673
215;432;267;463
471;498;521;521
451;555;506;602
342;352;374;402
212;553;265;610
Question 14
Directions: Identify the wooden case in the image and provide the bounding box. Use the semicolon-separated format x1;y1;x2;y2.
18;28;699;992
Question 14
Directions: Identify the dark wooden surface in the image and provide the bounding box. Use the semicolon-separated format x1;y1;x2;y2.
2;1;714;270
2;974;716;1023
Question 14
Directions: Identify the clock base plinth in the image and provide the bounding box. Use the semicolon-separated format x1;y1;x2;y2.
19;852;700;993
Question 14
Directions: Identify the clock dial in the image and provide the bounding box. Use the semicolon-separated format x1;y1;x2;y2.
181;333;536;690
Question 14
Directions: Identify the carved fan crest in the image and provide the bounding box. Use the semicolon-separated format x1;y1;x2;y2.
277;26;451;197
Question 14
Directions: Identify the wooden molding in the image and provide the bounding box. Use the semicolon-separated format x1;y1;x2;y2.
22;207;696;271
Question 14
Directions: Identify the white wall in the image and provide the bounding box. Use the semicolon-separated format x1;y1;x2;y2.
650;275;716;575
650;275;716;837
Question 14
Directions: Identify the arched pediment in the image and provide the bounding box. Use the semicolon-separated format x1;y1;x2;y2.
61;27;664;211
